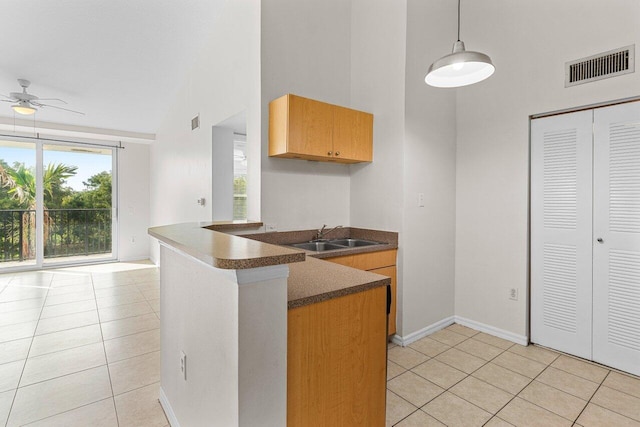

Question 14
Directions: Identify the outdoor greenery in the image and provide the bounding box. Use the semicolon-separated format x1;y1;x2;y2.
0;160;112;262
233;175;247;220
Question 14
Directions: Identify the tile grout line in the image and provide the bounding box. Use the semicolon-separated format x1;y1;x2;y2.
578;370;640;424
386;389;421;426
570;369;610;425
398;329;511;425
529;363;605;402
391;325;640;426
91;272;121;427
425;336;515;424
502;353;625;425
409;328;587;425
15;397;114;427
4;273;53;427
483;355;562;424
5;273;135;425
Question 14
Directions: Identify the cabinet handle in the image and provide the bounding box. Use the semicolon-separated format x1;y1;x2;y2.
597;238;604;243
335;151;340;156
327;151;332;156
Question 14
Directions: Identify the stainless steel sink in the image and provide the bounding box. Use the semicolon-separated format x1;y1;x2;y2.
327;238;381;247
291;242;347;252
290;238;384;252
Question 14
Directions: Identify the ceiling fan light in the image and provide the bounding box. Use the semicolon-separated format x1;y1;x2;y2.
425;41;495;88
12;101;36;115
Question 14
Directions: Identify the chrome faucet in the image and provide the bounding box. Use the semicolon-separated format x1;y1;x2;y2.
315;224;343;241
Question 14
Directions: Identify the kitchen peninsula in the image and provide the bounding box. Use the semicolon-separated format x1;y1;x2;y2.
149;222;393;427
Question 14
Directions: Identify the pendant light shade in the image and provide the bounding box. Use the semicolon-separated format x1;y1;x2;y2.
425;1;495;88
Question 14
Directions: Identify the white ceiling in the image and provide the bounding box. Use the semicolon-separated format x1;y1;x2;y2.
0;0;226;134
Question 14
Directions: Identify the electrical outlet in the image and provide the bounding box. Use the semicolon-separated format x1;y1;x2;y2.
266;223;277;232
418;193;425;207
180;351;187;381
509;288;518;301
130;236;135;244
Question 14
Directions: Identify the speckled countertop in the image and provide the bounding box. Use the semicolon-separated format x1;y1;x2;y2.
149;222;396;309
287;257;390;309
148;222;304;270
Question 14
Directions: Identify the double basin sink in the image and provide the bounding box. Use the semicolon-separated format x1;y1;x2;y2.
290;238;384;252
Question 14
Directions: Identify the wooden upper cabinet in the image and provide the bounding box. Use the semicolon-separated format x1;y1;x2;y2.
332;105;373;162
269;94;373;163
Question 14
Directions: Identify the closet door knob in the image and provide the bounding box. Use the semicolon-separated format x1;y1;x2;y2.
597;238;604;243
327;151;332;156
335;151;340;156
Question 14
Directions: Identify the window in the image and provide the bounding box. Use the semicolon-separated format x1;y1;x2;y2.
233;134;247;220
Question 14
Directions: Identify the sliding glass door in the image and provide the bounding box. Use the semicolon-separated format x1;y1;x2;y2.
0;140;37;268
0;138;117;270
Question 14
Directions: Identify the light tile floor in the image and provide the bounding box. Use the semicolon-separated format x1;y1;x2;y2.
387;324;640;427
1;262;640;426
0;261;166;427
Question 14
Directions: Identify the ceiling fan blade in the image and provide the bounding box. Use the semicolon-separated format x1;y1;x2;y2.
1;99;14;103
1;94;15;101
34;98;68;104
38;103;85;115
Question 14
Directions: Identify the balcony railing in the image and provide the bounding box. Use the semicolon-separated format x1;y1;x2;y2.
0;208;112;262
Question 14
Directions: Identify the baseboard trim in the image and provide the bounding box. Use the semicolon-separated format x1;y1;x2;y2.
392;316;455;347
392;315;529;347
454;315;529;346
159;387;180;427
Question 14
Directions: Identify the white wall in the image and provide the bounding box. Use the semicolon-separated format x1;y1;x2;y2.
260;0;352;231
455;0;640;337
160;245;288;426
118;141;150;261
150;0;261;262
348;0;408;330
149;0;640;344
349;0;405;233
261;0;457;339
400;0;457;336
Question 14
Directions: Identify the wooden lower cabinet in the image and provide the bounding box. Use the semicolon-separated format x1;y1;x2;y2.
326;249;398;336
287;286;387;427
369;266;396;337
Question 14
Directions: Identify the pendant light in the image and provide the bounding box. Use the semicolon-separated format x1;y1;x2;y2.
425;0;495;88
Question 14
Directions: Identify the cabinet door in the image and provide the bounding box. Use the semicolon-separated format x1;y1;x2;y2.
592;102;640;376
288;95;334;159
530;111;593;359
288;286;387;426
370;265;397;336
332;106;373;162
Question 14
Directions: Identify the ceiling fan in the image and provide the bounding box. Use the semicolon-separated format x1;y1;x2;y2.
1;79;84;116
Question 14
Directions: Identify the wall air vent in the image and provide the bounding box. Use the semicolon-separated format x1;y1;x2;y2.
565;45;634;87
191;114;200;130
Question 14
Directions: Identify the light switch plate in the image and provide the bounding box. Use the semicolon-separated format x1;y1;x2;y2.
180;351;187;381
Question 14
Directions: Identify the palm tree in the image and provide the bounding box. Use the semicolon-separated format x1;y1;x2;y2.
7;163;77;259
0;163;15;189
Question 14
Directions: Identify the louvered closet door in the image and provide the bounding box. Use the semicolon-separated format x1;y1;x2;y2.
531;111;593;359
593;102;640;376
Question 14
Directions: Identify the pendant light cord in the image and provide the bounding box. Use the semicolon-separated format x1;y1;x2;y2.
457;0;461;41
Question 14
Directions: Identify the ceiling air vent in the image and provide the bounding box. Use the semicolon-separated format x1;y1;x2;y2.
565;45;634;87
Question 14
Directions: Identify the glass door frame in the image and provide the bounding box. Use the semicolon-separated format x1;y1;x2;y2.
0;136;118;272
